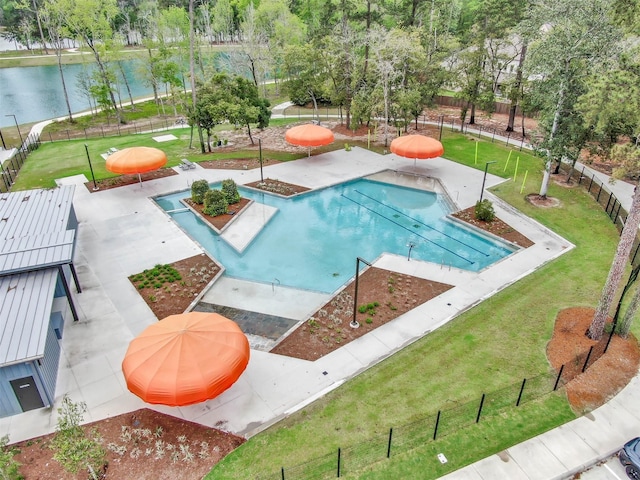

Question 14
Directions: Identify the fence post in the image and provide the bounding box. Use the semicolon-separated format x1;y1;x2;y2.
433;410;441;440
492;129;496;143
337;448;341;478
387;428;393;458
506;132;511;146
478;125;483;138
596;184;603;202
604;328;615;353
582;346;594;372
632;243;640;266
101;126;105;137
281;467;285;480
516;378;527;406
66;130;70;141
49;132;53;143
519;137;525;151
614;202;622;225
605;193;613;213
476;394;486;423
588;174;594;193
554;364;564;391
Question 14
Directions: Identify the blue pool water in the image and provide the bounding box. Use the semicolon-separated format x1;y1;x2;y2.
154;178;514;294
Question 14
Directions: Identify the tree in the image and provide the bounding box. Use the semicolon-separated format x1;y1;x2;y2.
525;0;620;198
59;0;123;123
578;43;640;340
49;395;107;480
40;0;74;122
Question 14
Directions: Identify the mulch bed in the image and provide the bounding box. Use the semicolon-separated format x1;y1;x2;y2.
244;179;311;196
183;197;252;232
84;168;178;192
450;206;534;248
11;408;244;480
128;254;221;320
547;307;640;414
270;267;453;361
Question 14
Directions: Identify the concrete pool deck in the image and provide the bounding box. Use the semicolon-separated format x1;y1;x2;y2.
0;147;572;449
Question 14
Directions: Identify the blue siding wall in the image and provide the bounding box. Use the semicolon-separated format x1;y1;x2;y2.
37;321;61;407
0;363;43;418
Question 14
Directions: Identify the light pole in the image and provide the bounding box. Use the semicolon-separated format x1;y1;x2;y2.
351;257;372;329
479;161;497;202
258;138;264;182
5;114;23;147
84;144;98;190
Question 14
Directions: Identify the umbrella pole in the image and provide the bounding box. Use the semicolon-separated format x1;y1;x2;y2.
138;173;142;186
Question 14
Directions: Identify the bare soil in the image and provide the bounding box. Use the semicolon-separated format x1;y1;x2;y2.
128;254;221;320
547;307;640;414
451;206;534;248
270;267;454;361
11;408;244;480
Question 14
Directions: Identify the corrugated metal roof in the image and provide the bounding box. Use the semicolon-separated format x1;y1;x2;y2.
0;186;75;240
0;269;57;367
0;186;75;275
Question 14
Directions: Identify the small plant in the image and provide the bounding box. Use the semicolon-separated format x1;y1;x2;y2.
154;426;164;438
474;199;495;222
365;317;373;324
358;302;379;316
386;302;398;311
221;179;241;204
0;435;23;480
190;179;210;205
149;295;157;303
203;189;228;216
49;395;107;480
344;143;352;151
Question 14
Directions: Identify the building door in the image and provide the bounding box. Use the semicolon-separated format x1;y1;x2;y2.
10;376;44;412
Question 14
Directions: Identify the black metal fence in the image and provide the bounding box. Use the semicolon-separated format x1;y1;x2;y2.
259;329;616;480
562;163;640;268
40;118;184;144
0;132;41;193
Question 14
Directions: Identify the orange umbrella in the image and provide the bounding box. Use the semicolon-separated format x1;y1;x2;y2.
122;312;250;406
106;147;168;185
390;135;444;168
285;124;334;156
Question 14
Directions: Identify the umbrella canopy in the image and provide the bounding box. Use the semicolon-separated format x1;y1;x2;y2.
390;135;444;160
106;147;168;175
285;124;334;156
122;312;250;406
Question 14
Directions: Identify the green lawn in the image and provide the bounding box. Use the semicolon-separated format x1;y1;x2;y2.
11;123;305;190
205;135;632;479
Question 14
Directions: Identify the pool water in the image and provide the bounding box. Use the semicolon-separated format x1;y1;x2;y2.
155;178;514;294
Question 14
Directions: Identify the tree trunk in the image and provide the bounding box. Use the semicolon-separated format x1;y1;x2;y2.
507;42;527;132
117;61;135;107
539;82;565;198
619;281;640;338
469;102;476;125
55;40;73;122
33;0;49;55
189;0;205;153
589;185;640;339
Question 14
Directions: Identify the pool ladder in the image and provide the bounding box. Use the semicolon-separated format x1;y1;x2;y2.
272;278;280;292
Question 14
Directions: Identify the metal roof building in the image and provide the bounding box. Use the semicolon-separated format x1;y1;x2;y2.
0;186;80;417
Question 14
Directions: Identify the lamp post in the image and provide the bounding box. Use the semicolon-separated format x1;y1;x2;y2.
258;137;264;182
351;257;372;329
84;144;98;190
479;161;497;202
5;114;23;147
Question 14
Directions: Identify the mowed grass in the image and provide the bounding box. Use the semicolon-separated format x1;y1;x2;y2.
207;138;625;478
11;124;304;190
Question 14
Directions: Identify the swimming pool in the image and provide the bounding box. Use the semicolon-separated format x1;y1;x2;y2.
154;177;515;294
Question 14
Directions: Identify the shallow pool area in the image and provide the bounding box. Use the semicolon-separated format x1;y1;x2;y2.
154;175;515;294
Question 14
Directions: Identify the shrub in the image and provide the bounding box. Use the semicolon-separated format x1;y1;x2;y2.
475;199;495;222
221;179;241;204
203;189;228;216
191;180;210;205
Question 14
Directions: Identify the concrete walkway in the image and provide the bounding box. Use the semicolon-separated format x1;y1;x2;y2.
1;113;637;479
